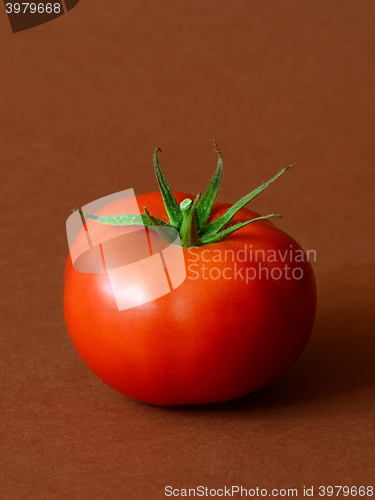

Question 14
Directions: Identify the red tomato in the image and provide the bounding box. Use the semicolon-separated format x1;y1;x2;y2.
64;190;316;406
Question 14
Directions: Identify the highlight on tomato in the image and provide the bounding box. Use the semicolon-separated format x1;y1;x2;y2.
64;142;316;406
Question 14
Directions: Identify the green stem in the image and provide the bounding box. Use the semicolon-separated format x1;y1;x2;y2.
180;194;202;247
179;198;193;237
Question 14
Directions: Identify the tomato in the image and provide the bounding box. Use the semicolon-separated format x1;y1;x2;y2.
64;189;316;406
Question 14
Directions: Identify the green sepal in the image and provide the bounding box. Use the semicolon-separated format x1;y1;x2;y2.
201;163;295;236
197;141;223;227
200;214;281;244
143;206;166;227
153;148;183;229
143;207;178;243
73;209;168;227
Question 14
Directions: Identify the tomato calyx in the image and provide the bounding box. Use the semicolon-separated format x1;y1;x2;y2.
73;142;295;247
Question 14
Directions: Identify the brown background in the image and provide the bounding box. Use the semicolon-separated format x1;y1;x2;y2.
1;1;374;498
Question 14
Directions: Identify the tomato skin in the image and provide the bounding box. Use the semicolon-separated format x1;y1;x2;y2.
64;191;316;406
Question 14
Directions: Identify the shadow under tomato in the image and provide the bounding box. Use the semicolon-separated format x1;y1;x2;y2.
162;305;375;414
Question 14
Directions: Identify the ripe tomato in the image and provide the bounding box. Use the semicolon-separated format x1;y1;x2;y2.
64;188;316;406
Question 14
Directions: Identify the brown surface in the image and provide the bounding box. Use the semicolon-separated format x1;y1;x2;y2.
1;1;374;498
